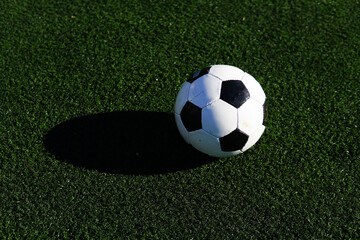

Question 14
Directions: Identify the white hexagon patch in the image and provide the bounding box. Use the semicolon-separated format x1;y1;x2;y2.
188;74;221;108
202;100;238;138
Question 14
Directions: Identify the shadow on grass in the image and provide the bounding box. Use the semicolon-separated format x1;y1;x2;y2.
44;111;216;175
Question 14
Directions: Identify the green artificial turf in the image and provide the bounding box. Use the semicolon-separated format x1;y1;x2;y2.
1;0;359;238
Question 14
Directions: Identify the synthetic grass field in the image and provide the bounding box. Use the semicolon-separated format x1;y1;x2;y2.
1;0;359;238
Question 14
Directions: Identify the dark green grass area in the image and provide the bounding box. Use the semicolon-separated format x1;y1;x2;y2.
1;0;360;238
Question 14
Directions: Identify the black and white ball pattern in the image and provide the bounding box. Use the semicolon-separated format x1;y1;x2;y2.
174;65;267;157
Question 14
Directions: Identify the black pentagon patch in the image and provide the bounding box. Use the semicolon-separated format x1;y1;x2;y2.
220;80;250;108
187;66;211;83
219;129;249;152
180;101;202;132
263;99;268;126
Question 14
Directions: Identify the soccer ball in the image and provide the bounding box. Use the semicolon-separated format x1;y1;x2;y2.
174;65;267;157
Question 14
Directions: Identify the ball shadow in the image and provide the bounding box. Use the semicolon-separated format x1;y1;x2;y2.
44;111;217;175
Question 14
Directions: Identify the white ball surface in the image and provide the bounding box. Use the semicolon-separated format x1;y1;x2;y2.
202;100;237;138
